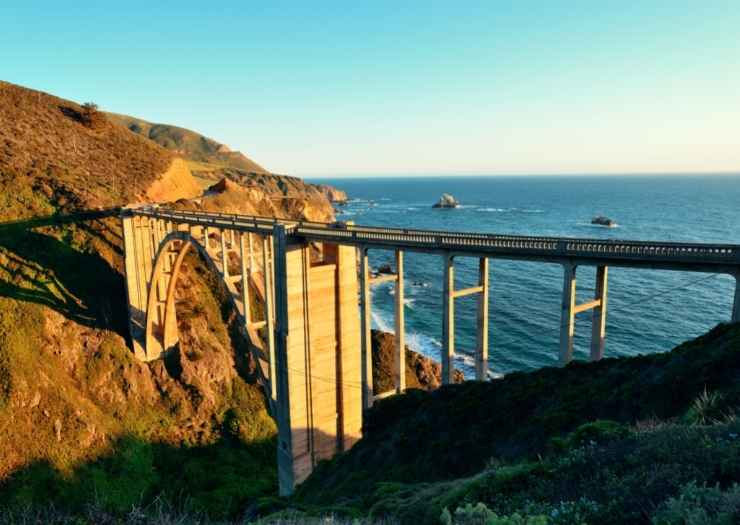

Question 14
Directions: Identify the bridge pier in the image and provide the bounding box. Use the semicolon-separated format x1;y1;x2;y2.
590;266;608;361
442;255;491;383
560;264;609;365
394;249;406;393
358;247;408;404
359;247;373;410
273;226;362;495
732;274;740;323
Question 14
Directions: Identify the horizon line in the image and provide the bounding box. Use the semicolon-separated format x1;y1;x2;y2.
301;170;740;180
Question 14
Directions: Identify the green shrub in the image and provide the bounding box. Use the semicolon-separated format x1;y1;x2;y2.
440;502;548;525
684;389;732;426
551;420;630;451
651;481;740;524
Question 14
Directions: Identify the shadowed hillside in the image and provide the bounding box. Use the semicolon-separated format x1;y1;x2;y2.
292;321;740;524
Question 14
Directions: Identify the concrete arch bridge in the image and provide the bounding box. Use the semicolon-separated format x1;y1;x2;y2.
121;206;740;495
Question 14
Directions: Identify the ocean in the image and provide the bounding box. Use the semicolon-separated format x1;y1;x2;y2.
307;175;740;377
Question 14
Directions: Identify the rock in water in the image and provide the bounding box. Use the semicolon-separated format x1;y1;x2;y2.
433;193;459;208
591;216;617;227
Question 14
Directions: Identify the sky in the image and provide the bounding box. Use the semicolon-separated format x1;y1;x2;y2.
1;1;739;177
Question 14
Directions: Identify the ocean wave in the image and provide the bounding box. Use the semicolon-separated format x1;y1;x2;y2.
476;207;544;213
576;222;621;228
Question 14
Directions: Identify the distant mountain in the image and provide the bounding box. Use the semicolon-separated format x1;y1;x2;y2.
106;113;270;174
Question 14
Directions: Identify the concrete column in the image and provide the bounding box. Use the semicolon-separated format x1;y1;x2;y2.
359;247;374;409
732;273;740;323
590;266;608;361
134;217;148;323
220;229;229;279
121;214;145;359
271;225;294;497
263;235;277;400
394;250;405;393
248;232;255;271
239;232;251;325
442;254;455;384
476;257;489;381
559;263;577;365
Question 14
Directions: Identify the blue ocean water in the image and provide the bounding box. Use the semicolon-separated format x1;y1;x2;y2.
309;175;740;377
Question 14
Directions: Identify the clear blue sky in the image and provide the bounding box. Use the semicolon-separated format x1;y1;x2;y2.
2;1;739;176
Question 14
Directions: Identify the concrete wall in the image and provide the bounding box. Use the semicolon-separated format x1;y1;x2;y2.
281;242;362;487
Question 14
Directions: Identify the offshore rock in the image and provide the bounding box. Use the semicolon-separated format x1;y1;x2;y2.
433;193;459;208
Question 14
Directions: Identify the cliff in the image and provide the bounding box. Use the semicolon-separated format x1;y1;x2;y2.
372;330;463;393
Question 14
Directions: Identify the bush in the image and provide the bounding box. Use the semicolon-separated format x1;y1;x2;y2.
551;420;630;451
441;503;548;525
440;499;599;525
684;389;732;426
651;481;740;524
81;102;100;126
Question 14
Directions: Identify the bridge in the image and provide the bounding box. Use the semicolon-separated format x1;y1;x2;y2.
120;206;740;496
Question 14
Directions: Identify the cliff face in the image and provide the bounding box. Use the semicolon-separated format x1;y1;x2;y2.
372;330;464;393
315;184;348;204
207;170;337;222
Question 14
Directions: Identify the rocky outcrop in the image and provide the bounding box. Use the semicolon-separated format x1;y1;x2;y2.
433;193;459;208
315;184;348;204
144;158;202;203
176;176;336;223
371;329;464;393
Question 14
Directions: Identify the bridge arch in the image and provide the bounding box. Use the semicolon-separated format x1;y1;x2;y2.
144;230;207;360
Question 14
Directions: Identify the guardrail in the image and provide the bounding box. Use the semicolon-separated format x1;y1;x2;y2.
125;207;740;267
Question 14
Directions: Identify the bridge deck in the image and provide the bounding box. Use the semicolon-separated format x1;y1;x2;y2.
128;207;740;273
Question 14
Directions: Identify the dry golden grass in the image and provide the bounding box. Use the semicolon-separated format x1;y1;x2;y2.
0;80;175;219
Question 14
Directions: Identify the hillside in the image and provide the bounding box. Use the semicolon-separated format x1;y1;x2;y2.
0;81;201;220
292;321;740;523
0;81;340;521
107;112;269;174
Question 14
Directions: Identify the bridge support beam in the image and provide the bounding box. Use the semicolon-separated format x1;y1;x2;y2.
476;257;490;381
590;266;609;361
442;254;455;384
263;235;276;401
733;274;740;323
394;249;406;393
560;264;610;364
359;247;374;409
559;264;577;365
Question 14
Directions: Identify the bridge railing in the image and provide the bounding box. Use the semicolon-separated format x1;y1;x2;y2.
127;207;740;266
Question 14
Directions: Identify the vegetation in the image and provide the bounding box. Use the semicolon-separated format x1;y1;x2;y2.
287;322;740;523
106;112;269;175
0;80;174;218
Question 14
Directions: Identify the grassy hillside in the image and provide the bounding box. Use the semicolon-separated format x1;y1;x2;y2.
107;112;269;174
0;81;184;220
0;82;281;520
